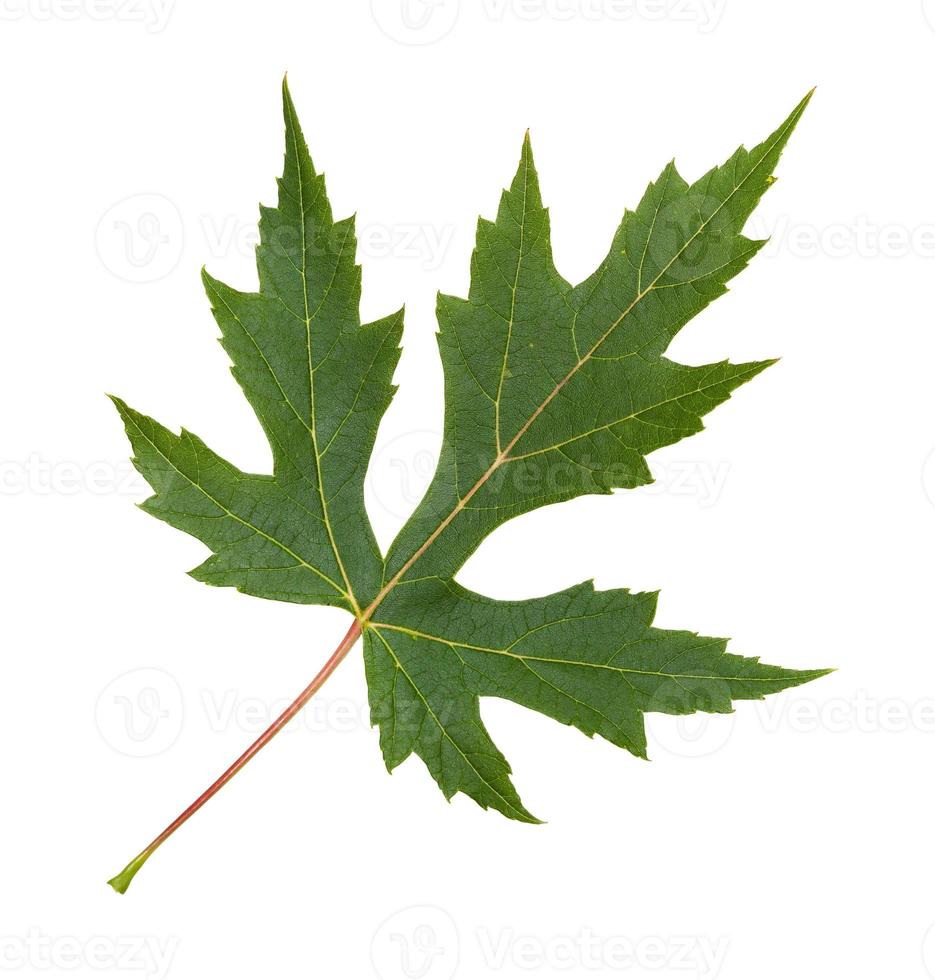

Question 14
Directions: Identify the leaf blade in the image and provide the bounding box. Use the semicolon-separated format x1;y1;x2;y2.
113;87;828;834
114;79;401;611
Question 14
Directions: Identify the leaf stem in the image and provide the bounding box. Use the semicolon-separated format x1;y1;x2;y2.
107;617;363;894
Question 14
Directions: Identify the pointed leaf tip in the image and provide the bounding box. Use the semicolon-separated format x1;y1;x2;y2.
786;87;815;128
108;393;129;415
281;74;301;128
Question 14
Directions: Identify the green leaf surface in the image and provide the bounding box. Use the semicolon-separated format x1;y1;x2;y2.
115;81;827;823
114;82;402;615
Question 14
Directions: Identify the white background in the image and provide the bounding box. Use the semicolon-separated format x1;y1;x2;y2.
2;1;934;978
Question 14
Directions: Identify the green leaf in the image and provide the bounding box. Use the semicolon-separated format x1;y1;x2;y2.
113;82;402;614
114;81;827;829
367;579;827;820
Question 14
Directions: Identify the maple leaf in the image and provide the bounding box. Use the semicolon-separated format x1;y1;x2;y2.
108;79;828;891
